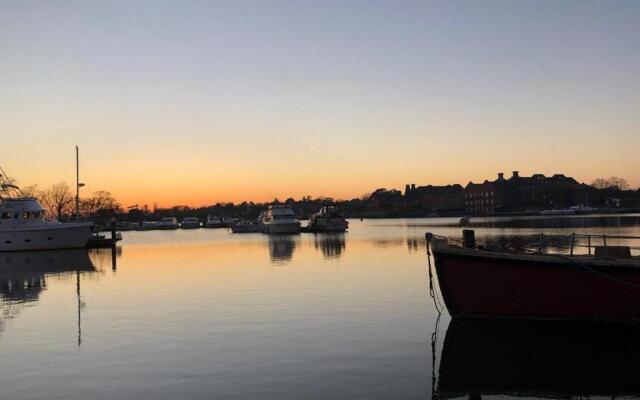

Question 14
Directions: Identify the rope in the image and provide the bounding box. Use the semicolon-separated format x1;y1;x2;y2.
426;239;445;314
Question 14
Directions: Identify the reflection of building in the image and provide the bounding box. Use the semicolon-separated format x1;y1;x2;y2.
313;234;346;259
436;319;640;399
267;236;297;263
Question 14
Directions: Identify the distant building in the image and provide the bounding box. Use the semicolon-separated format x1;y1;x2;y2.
465;180;498;214
405;184;464;211
465;171;596;214
369;188;404;212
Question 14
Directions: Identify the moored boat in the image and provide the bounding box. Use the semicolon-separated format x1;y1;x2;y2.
136;221;159;231
261;205;300;234
427;230;640;322
0;180;93;252
203;215;223;228
230;220;262;233
180;217;201;229
158;217;179;230
306;205;348;232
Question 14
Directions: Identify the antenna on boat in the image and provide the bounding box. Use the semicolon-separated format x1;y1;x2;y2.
75;145;85;222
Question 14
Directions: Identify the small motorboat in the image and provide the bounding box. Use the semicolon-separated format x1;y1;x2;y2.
203;215;223;228
158;217;179;230
260;205;300;234
230;220;262;233
180;217;201;229
306;205;348;233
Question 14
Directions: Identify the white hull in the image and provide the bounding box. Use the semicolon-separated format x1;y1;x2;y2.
0;223;93;252
263;222;300;234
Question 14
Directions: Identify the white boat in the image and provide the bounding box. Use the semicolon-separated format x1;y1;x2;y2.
158;217;179;230
136;221;159;231
180;217;201;229
261;205;300;234
221;216;238;227
230;220;263;233
307;205;348;232
204;215;223;228
0;187;93;252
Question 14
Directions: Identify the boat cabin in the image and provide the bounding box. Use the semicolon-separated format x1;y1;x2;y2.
0;197;47;227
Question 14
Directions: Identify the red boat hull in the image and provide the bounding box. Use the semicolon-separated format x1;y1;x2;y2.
434;249;640;322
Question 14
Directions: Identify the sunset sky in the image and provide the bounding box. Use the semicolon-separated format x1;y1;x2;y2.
2;0;639;207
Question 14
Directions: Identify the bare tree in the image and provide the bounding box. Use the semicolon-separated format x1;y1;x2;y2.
80;190;122;217
21;184;39;197
40;182;74;220
591;177;629;190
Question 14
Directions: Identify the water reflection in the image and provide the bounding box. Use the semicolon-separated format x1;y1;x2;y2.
313;233;346;259
0;249;100;343
267;235;297;263
436;319;640;399
406;237;425;253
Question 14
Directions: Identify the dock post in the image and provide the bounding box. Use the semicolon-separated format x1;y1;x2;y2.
110;218;117;245
462;229;476;249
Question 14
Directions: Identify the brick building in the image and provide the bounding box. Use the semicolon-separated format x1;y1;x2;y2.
404;184;465;212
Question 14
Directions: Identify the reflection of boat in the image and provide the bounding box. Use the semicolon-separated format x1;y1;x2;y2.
313;233;346;259
438;319;640;399
230;220;262;233
0;177;93;251
306;205;348;232
0;249;97;344
428;231;640;322
261;205;300;234
180;217;201;229
204;215;223;228
267;235;296;262
158;217;179;230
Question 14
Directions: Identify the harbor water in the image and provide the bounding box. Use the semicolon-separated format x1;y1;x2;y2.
1;215;640;399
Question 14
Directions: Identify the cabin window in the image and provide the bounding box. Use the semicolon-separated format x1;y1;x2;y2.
4;240;10;244
23;212;29;219
47;237;53;240
0;213;9;219
13;213;19;219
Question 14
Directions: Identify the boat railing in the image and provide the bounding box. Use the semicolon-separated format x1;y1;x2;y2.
568;233;640;256
427;231;640;256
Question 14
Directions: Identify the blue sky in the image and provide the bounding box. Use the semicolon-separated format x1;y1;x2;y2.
1;1;638;205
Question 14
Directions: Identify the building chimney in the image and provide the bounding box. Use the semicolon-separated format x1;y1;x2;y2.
512;171;519;178
497;172;504;180
411;184;416;191
405;184;411;195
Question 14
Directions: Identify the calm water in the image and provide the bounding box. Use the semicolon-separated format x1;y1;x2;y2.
1;215;640;399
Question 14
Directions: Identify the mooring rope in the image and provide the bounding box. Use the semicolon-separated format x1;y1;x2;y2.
426;238;445;314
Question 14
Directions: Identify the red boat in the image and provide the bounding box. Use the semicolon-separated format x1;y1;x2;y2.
427;231;640;322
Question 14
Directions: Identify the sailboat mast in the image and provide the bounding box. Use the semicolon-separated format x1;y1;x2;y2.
75;145;80;222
